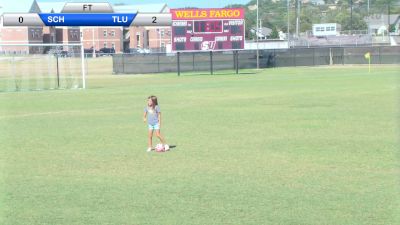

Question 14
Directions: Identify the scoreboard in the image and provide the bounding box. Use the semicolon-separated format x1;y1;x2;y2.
171;8;245;52
1;2;171;27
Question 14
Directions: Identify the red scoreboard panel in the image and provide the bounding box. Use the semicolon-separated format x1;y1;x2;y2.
171;8;245;51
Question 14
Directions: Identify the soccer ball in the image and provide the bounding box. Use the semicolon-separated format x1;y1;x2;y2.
155;144;165;152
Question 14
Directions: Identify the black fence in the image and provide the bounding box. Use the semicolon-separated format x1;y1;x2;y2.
113;46;400;74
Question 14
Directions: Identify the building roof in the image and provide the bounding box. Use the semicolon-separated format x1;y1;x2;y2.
0;0;37;14
35;1;65;13
252;27;272;37
364;14;400;26
0;1;170;15
113;3;169;13
0;0;66;14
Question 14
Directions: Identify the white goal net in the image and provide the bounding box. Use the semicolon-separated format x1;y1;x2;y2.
0;43;86;92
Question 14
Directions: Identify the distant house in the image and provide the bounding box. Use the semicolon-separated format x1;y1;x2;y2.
251;27;272;40
312;23;341;36
364;14;400;35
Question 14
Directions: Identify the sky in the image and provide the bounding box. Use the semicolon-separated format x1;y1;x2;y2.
0;0;251;12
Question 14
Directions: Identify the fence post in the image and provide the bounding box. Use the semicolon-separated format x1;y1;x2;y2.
293;48;296;67
157;53;160;73
122;54;125;74
177;52;181;76
56;54;60;88
313;48;315;66
379;46;382;64
210;51;213;75
342;48;345;65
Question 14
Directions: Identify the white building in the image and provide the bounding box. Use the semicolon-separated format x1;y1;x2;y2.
312;23;341;37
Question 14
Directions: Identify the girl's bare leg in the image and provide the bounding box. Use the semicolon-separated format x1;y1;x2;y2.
155;130;166;145
148;129;154;149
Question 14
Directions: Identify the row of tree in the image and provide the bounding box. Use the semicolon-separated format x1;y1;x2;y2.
226;0;400;39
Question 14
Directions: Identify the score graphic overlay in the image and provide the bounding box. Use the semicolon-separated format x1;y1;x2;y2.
171;8;245;51
2;2;172;27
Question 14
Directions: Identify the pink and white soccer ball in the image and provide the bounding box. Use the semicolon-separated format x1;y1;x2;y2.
155;144;165;152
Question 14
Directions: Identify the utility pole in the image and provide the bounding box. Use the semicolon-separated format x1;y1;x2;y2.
92;28;96;58
367;0;370;34
350;0;353;33
388;2;391;34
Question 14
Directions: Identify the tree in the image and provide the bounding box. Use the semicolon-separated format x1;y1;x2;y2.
335;11;368;30
270;26;279;39
223;0;400;38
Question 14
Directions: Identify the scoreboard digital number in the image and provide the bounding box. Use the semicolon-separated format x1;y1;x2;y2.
193;21;223;33
171;8;245;52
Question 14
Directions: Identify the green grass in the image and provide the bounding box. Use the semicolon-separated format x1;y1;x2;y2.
1;64;399;225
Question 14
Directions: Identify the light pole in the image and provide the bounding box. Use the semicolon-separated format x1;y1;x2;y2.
287;0;290;48
159;28;163;52
296;0;300;37
256;0;259;69
92;28;96;57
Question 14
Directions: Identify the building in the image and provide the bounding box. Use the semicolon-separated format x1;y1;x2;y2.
1;0;173;54
312;23;341;37
0;0;81;53
0;0;43;53
81;27;123;53
114;3;171;52
34;1;80;50
81;3;172;53
35;2;79;43
364;14;400;35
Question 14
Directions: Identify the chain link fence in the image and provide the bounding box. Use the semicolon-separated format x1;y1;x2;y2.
113;46;400;74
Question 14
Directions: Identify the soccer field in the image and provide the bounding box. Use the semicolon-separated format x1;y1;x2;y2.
1;65;399;225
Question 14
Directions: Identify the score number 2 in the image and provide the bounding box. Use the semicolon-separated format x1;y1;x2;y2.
152;16;157;24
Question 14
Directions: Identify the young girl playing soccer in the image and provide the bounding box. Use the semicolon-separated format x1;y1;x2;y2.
143;96;169;152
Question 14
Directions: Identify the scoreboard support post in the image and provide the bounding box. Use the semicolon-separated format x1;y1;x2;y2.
177;52;181;76
210;51;214;75
235;51;239;74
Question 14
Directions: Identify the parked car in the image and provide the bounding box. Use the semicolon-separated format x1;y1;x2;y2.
124;48;140;54
123;48;151;54
46;49;71;57
84;48;101;57
99;48;115;56
138;48;151;54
